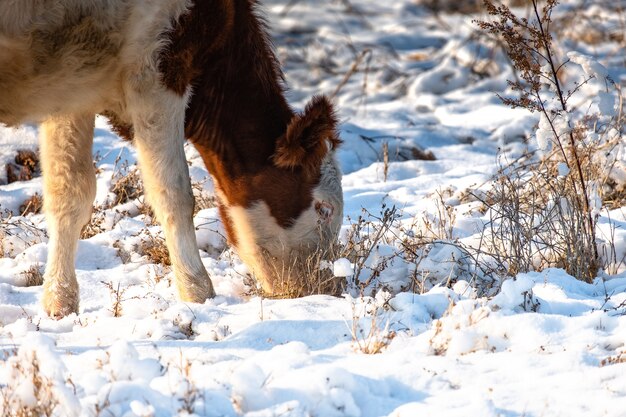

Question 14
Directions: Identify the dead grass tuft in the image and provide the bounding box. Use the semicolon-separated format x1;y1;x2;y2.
473;0;625;282
80;207;106;240
113;240;132;264
21;264;44;287
101;280;138;318
1;351;60;417
139;232;171;266
192;180;217;215
15;150;39;171
108;160;143;208
603;179;626;210
6;150;39;184
600;350;626;367
19;194;43;216
351;298;396;354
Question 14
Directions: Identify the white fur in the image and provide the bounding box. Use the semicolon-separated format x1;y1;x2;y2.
40;114;96;318
0;0;190;125
0;0;214;316
126;84;214;303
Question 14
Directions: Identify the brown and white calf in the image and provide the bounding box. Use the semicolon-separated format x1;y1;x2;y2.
0;0;343;318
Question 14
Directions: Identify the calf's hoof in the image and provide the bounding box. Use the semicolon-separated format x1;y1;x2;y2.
42;279;79;319
177;273;216;304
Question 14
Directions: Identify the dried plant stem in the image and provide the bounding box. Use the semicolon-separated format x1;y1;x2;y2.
530;0;598;263
330;49;371;99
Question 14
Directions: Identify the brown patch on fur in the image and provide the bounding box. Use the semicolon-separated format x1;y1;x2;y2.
155;0;341;234
101;110;134;141
159;0;236;96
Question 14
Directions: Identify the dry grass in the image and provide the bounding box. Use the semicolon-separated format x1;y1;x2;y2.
21;265;43;287
80;207;106;240
14;150;39;172
553;2;626;46
263;204;416;299
469;155;606;282
102;281;125;317
252;205;399;300
472;0;625;282
6;149;39;185
600;350;626;367
192;179;217;215
171;354;201;414
0;211;47;258
101;280;138;318
138;231;171;266
1;352;60;417
350;298;396;354
19;194;42;216
108;160;144;208
112;240;132;264
342;205;399;292
603;179;626;210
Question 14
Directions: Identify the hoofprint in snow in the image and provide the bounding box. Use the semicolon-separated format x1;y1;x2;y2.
1;1;626;416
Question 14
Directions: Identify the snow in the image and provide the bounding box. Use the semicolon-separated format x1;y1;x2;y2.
567;51;609;80
1;1;626;416
333;258;354;278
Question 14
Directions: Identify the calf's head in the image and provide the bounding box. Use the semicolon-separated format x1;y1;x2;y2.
218;96;343;297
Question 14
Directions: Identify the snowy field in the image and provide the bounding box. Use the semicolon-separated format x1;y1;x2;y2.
1;0;626;416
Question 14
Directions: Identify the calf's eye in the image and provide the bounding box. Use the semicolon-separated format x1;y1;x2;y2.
315;201;334;223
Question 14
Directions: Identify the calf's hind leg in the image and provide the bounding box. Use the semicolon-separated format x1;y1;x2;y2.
126;83;215;303
40;114;96;318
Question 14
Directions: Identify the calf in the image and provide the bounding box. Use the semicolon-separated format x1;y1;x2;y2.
0;0;343;317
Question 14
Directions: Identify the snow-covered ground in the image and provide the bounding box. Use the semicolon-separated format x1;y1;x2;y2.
1;1;626;416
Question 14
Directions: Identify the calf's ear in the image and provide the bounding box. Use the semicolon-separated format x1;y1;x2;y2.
273;95;340;175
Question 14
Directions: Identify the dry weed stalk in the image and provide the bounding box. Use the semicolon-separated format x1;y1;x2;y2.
330;49;372;99
599;210;626;275
101;280;136;317
342;205;399;292
80;207;106;239
173;354;201;414
191;179;217;215
19;194;43;216
1;352;59;417
139;231;171;266
0;210;47;257
350;298;395;354
382;142;389;182
21;264;44;287
475;0;624;281
108;159;144;208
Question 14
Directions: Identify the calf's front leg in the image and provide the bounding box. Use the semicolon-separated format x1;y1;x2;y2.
126;83;215;303
40;114;96;318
